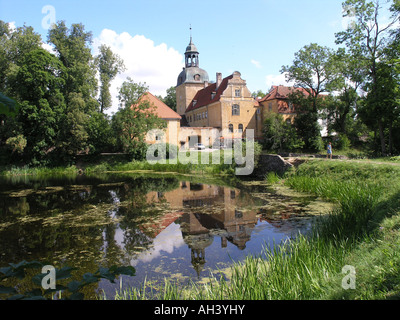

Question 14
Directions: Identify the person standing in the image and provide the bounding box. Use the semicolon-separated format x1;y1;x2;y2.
327;142;333;159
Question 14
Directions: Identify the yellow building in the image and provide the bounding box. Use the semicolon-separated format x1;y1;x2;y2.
175;37;263;146
135;92;181;145
258;85;304;124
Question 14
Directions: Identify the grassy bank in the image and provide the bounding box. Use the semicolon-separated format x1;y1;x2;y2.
0;150;250;179
111;159;400;300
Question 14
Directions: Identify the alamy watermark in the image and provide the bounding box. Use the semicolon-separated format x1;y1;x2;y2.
41;265;56;290
41;5;56;30
145;126;256;176
341;265;356;290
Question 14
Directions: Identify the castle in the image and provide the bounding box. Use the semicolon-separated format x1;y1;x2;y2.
145;36;300;149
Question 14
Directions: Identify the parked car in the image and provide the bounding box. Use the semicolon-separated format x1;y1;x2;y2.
194;143;206;150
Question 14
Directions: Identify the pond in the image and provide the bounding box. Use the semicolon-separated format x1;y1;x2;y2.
0;173;331;299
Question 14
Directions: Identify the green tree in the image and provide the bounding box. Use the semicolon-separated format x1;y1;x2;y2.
162;86;177;112
15;48;66;164
112;78;166;160
262;112;304;151
335;0;400;155
95;44;125;113
58;92;90;159
48;21;98;112
281;43;336;152
281;43;336;113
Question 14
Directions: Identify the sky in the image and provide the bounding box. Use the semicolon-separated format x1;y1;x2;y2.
0;0;361;114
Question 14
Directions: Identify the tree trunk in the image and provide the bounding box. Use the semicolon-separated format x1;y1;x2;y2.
389;120;393;155
378;120;386;156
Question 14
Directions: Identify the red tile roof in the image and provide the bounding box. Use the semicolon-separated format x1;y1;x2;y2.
259;85;310;102
134;92;181;120
185;74;234;112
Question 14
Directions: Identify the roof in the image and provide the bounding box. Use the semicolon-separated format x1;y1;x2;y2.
185;74;233;112
259;85;310;102
134;92;181;120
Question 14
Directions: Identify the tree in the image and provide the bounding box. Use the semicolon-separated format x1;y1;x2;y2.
281;43;336;113
112;78;166;160
58;92;90;159
48;21;98;112
262;112;304;151
335;0;400;154
95;44;125;113
162;86;177;112
323;48;366;137
281;43;336;152
15;48;66;164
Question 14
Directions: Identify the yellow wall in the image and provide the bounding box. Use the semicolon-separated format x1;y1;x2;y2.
176;82;205;116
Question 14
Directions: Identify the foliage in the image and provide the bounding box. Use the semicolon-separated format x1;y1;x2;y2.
95;44;125;113
112;79;166;160
262;112;304;151
162;86;177;112
0;260;135;300
5;134;26;154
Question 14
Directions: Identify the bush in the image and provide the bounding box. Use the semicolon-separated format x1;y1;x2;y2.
333;134;351;150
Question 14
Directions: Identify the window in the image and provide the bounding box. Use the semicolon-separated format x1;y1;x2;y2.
238;124;244;133
232;104;240;116
257;108;261;114
235;89;241;97
155;135;161;141
268;103;272;112
228;124;234;133
288;102;294;111
205;111;208;119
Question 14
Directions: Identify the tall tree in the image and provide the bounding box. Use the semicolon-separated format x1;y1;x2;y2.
335;0;400;154
95;44;125;113
48;21;98;112
324;48;366;136
281;43;336;151
15;48;66;164
112;78;165;160
281;43;336;113
162;86;177;112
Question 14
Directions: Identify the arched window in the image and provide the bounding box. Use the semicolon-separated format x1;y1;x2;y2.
228;124;234;133
238;124;244;133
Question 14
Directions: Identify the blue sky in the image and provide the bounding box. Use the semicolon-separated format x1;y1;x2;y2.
1;0;354;114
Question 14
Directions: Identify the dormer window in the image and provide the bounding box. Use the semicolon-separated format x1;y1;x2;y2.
193;100;197;107
211;92;216;99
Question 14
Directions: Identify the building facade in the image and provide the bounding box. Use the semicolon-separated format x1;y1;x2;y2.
176;37;263;146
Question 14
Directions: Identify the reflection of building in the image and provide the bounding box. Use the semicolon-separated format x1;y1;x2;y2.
146;182;257;275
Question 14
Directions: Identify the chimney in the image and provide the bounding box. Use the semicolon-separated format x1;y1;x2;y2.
216;73;222;90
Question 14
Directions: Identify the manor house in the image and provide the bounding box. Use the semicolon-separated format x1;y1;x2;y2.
144;36;302;149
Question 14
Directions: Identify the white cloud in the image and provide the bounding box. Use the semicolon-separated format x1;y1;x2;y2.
265;72;295;91
7;21;16;32
251;59;262;69
130;222;185;266
93;29;184;115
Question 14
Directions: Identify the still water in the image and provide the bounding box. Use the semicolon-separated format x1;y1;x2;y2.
0;173;324;299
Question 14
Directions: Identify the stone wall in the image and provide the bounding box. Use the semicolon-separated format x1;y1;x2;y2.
252;154;294;178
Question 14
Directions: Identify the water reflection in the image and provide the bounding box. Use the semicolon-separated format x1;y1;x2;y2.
0;174;319;299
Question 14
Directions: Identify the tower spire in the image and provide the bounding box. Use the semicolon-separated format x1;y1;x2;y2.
190;24;192;43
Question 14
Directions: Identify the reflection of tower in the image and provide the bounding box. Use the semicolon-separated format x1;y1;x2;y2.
179;212;214;277
187;233;214;277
